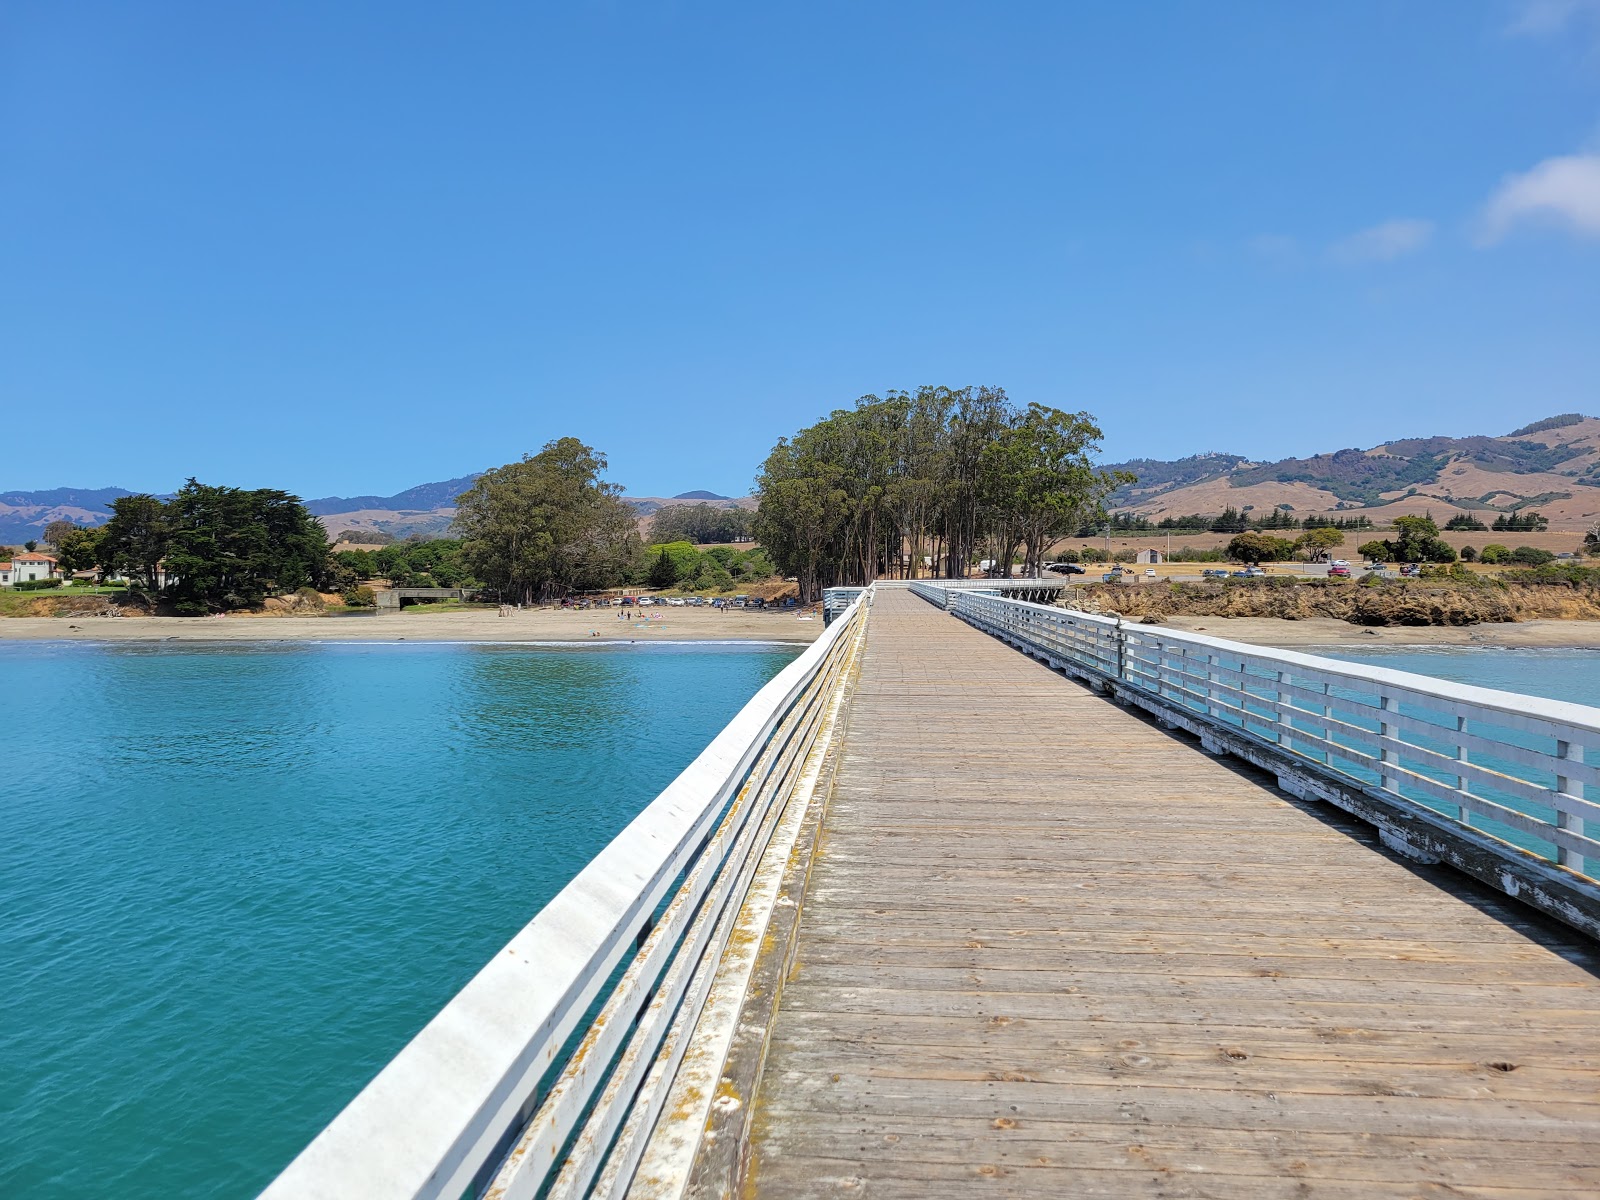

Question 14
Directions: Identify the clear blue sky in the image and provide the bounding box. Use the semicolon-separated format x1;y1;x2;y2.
4;1;1599;499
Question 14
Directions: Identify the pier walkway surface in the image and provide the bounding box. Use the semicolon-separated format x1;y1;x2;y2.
740;588;1600;1196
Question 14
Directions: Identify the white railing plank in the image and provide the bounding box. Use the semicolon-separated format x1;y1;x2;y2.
261;596;868;1200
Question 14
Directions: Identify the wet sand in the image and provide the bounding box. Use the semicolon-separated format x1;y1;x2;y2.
0;606;825;644
1156;614;1600;650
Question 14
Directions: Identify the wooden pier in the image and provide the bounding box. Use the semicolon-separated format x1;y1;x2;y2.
266;585;1600;1200
727;588;1600;1196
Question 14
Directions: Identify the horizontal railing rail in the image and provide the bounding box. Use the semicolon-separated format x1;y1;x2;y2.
261;593;869;1200
933;588;1598;888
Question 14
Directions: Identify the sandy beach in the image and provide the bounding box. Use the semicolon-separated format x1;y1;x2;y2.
1155;614;1600;649
0;606;825;644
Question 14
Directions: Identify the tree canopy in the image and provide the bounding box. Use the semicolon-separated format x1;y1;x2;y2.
454;438;642;602
647;503;753;544
93;482;328;611
163;480;330;612
1226;532;1296;563
753;387;1129;601
99;494;172;588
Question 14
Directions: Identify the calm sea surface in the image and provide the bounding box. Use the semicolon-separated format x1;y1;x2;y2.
1322;646;1600;709
0;639;799;1199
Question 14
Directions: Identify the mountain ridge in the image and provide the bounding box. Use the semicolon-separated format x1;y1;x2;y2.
0;477;751;543
6;414;1598;544
1102;413;1600;527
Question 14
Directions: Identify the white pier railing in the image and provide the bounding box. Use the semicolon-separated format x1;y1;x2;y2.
261;593;868;1200
924;585;1598;888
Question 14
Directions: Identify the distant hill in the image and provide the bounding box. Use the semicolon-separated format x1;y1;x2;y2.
19;413;1594;546
302;475;481;517
0;487;140;543
0;475;751;543
1104;414;1600;527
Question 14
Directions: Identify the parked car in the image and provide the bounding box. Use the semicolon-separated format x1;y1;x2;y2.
1328;563;1351;578
1400;563;1421;577
1144;568;1157;578
1230;570;1251;578
1047;562;1087;575
621;596;635;607
1201;568;1229;578
1242;567;1266;578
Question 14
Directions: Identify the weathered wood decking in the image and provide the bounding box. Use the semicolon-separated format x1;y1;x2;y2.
739;588;1600;1196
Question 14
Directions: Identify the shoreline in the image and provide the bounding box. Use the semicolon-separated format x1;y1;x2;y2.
0;608;824;645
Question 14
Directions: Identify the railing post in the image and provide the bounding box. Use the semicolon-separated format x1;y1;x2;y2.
1274;669;1288;747
1556;740;1586;876
1455;713;1470;828
1321;681;1333;767
1379;694;1398;794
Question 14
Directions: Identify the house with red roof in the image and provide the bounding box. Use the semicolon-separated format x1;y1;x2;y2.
1;552;60;587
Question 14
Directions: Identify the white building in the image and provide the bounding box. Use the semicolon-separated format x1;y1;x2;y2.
1136;549;1164;565
0;552;60;586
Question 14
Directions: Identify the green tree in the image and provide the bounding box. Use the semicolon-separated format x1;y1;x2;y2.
648;504;753;544
645;541;702;588
1357;539;1390;563
163;480;329;612
754;387;1132;598
1508;545;1555;566
1387;515;1456;563
55;527;105;578
454;438;641;602
332;549;377;581
735;548;776;580
1226;532;1295;563
1294;526;1345;561
1460;545;1477;562
98;494;171;587
1479;543;1510;565
981;404;1131;576
42;519;80;547
646;548;678;589
1209;507;1248;534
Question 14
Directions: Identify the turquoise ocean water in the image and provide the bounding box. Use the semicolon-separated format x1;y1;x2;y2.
3;638;1597;1198
1323;646;1600;709
0;639;799;1199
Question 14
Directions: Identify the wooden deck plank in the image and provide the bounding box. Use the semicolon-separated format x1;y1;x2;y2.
739;589;1600;1197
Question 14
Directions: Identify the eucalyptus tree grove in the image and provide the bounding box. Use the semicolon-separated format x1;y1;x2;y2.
754;387;1131;600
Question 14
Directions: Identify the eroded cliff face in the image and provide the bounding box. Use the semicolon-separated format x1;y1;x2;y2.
1069;579;1600;627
